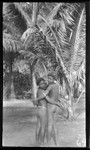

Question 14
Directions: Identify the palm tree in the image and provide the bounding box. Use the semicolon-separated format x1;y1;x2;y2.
68;6;85;117
3;2;85;144
37;3;85;118
3;31;23;100
3;2;29;100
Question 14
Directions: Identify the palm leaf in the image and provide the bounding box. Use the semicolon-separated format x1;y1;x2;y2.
14;3;31;27
19;49;38;69
21;25;56;63
38;3;80;69
34;59;48;78
3;32;22;52
13;59;30;74
38;14;70;81
70;6;85;73
3;21;22;38
20;2;33;19
39;3;60;19
3;2;30;35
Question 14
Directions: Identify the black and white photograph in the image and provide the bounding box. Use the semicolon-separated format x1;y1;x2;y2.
3;2;86;147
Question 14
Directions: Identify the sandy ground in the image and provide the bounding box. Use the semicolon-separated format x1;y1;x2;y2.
3;100;86;147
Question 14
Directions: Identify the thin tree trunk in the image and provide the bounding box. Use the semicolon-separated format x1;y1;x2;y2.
68;93;74;119
5;61;15;100
9;61;16;100
29;58;38;100
68;75;74;119
10;75;16;100
31;3;39;99
3;81;11;100
32;3;39;27
32;72;37;100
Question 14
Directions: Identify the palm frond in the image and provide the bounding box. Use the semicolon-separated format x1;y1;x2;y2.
38;14;70;81
34;59;48;78
13;59;30;74
21;26;56;63
3;2;29;35
21;27;38;49
37;3;63;31
46;3;63;21
3;32;22;52
38;3;81;70
14;3;31;27
75;58;85;87
20;2;33;19
39;2;58;18
37;4;80;72
70;6;85;73
19;49;37;66
55;64;71;94
3;21;22;38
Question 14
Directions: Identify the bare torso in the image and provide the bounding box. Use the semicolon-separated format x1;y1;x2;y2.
37;88;47;107
47;82;60;102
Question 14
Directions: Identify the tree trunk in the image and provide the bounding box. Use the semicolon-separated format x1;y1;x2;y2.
4;61;15;100
3;84;10;100
68;77;74;119
9;61;16;100
32;3;39;27
32;72;38;100
10;75;16;100
68;94;74;119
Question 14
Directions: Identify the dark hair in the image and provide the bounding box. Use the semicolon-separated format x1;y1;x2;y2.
37;78;45;85
48;74;56;80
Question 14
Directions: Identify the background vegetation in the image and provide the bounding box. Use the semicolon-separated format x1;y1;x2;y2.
3;2;85;118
